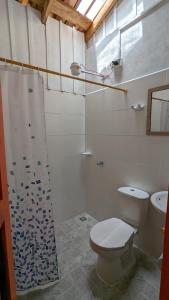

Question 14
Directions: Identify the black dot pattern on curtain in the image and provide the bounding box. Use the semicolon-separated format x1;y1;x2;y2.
3;70;59;292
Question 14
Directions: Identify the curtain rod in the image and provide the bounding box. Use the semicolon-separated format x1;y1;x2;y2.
0;57;128;93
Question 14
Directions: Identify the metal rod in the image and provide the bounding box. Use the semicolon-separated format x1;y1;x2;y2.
0;57;128;93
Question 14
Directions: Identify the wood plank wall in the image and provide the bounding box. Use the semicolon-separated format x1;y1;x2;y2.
0;0;85;95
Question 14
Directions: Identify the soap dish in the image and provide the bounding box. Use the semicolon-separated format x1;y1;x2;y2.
81;152;92;157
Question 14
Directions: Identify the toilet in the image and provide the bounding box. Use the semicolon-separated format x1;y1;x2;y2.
90;186;149;286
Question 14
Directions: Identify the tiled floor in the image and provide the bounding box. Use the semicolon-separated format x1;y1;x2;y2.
17;213;160;300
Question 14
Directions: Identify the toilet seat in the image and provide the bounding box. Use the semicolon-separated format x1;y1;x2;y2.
90;218;136;250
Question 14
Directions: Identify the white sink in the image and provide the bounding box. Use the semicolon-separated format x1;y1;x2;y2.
151;191;168;215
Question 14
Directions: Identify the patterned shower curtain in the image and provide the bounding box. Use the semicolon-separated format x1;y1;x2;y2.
0;66;59;293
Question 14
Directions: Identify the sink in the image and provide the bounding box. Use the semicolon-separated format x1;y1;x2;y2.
151;191;168;215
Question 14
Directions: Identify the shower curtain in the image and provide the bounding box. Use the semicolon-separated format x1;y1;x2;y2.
0;66;59;293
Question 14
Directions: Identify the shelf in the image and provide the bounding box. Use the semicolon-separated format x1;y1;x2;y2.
81;152;92;157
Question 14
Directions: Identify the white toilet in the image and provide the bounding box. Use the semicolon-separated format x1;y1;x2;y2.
90;186;149;286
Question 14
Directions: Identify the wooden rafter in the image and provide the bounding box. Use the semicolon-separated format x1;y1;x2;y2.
62;0;79;26
28;0;43;10
85;0;117;42
46;0;92;31
41;0;54;24
19;0;29;5
18;0;117;39
64;0;80;7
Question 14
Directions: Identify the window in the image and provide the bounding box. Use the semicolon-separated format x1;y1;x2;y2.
77;0;94;15
86;0;107;20
77;0;107;21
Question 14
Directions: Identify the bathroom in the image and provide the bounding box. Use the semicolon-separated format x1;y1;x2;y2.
0;0;169;299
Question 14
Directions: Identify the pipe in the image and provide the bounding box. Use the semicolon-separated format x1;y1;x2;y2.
81;69;104;78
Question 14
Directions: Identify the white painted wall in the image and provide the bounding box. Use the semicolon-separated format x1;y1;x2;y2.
0;0;86;223
84;0;169;257
85;68;169;257
85;0;169;93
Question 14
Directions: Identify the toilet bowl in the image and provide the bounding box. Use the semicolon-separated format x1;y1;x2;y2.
90;218;136;286
89;186;149;286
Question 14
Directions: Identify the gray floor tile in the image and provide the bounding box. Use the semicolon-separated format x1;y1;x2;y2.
17;213;160;300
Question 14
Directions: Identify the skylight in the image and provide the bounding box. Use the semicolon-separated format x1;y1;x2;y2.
77;0;94;15
87;0;106;20
77;0;107;21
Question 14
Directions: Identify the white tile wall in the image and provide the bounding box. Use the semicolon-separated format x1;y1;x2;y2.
47;134;86;223
44;88;86;223
85;68;169;257
45;114;85;136
44;90;85;115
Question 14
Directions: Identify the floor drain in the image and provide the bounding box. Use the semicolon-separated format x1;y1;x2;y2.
79;216;87;222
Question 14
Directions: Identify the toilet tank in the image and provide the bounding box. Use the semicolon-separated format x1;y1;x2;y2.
118;187;149;228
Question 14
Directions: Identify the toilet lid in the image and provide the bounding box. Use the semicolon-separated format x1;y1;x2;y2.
90;218;136;250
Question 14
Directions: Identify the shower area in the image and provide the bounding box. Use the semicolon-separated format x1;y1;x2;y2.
0;67;60;294
0;1;88;296
0;63;162;300
0;63;88;297
0;1;167;299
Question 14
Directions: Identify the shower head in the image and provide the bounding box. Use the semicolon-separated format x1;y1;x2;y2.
70;62;105;79
70;62;81;76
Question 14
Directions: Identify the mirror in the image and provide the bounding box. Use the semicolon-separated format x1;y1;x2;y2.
147;84;169;135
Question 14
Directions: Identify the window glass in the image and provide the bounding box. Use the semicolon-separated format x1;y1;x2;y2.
77;0;94;15
137;0;160;15
86;0;107;20
117;0;136;28
105;9;116;36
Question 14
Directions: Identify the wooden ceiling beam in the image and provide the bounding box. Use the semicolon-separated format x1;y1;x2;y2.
41;0;54;24
85;0;117;42
28;0;43;10
62;0;79;26
64;0;79;7
19;0;29;5
50;0;92;31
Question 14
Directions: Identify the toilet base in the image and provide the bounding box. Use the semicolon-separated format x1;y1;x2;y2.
95;245;136;286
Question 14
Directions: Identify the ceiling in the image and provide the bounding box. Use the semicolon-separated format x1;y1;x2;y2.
18;0;117;42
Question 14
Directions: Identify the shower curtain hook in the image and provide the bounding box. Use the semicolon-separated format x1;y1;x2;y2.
4;58;8;70
37;66;40;76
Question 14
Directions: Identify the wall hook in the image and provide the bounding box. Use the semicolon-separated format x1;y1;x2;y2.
130;104;145;111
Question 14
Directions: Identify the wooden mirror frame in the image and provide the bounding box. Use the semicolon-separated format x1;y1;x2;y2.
146;84;169;136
